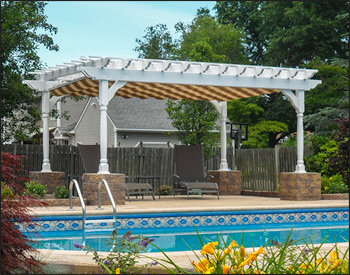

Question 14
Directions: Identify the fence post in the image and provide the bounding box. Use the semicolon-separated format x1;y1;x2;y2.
275;144;280;189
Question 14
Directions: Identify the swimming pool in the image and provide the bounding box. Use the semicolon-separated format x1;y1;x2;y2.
23;207;348;252
31;224;349;253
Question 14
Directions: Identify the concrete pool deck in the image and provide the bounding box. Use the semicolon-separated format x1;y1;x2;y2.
30;195;349;216
30;195;349;273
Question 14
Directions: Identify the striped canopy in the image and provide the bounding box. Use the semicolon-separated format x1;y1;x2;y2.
51;77;280;101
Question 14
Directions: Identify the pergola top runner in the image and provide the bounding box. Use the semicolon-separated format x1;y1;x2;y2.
24;56;321;174
27;56;320;100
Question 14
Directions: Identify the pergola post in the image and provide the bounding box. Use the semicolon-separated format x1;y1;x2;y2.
282;89;306;173
41;89;52;172
219;102;229;171
98;80;126;174
210;101;228;171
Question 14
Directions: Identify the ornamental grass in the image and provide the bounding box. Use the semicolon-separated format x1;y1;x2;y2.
147;228;349;274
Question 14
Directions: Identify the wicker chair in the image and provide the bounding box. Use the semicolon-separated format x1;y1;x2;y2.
78;144;155;201
173;145;219;199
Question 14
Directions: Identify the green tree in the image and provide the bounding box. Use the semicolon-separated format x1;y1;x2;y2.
176;8;248;64
1;1;59;143
165;100;219;159
215;1;349;67
214;1;266;65
227;99;263;125
134;23;176;59
241;120;288;149
304;60;349;134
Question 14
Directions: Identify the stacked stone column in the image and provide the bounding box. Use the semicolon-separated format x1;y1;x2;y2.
207;170;241;195
279;172;321;200
82;173;126;205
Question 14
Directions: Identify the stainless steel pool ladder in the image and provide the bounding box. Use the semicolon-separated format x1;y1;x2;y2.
68;179;117;246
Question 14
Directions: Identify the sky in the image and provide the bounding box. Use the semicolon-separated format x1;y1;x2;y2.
38;1;216;67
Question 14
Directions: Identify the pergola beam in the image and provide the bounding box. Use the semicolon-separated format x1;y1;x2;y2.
81;67;321;91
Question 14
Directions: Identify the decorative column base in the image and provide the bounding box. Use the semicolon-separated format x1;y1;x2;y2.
29;171;66;194
207;170;241;195
280;172;321;201
82;173;125;205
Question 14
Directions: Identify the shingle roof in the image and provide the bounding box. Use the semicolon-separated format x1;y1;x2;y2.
57;122;77;132
107;97;176;131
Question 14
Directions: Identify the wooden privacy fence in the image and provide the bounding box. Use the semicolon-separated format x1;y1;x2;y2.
1;144;312;192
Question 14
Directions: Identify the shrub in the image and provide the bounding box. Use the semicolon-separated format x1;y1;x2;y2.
321;174;349;194
75;230;154;274
24;181;47;198
305;134;337;176
53;185;69;199
1;152;48;274
156;184;172;195
329;117;350;186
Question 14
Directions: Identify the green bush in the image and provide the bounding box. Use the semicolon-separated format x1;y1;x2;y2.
53;185;69;199
23;181;47;198
305;135;338;176
321;174;349;194
156;184;172;195
1;182;13;199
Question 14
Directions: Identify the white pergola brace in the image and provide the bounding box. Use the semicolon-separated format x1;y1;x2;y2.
98;80;126;174
282;89;306;173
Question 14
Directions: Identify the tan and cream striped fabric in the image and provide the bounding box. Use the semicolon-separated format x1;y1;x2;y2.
50;78;281;101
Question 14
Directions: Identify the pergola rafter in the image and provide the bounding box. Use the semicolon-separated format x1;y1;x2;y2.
23;56;321;174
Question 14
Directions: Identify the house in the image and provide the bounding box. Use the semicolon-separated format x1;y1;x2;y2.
48;96;180;147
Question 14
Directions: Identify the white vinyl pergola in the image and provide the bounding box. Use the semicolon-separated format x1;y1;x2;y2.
23;57;321;174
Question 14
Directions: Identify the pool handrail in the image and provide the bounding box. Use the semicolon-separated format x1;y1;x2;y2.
97;179;117;221
68;179;86;231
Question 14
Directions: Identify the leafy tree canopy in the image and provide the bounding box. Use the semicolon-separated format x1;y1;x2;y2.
165;100;219;159
214;1;349;66
176;8;248;64
1;1;59;143
242;120;288;149
134;23;176;59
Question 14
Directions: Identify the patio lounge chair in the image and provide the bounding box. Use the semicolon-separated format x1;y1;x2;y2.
78;144;155;201
173;145;219;199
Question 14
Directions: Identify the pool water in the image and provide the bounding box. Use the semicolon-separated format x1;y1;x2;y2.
31;224;349;253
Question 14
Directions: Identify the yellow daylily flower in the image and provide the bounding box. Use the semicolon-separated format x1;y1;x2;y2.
201;242;218;255
203;267;215;274
115;268;120;274
239;254;257;267
341;259;349;273
331;259;341;270
218;247;232;260
192;259;210;273
229;240;239;248
330;251;338;261
252;246;264;256
253;270;266;274
223;264;230;274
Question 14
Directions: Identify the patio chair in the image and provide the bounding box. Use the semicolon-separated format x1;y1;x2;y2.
173;145;219;199
78;144;155;201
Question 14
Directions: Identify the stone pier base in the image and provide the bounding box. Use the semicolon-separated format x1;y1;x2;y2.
29;171;66;194
82;173;126;205
207;170;241;195
280;172;321;200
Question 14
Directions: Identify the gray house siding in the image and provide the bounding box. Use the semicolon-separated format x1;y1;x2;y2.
74;97;115;146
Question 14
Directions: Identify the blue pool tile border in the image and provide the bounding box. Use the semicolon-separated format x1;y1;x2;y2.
19;207;349;233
